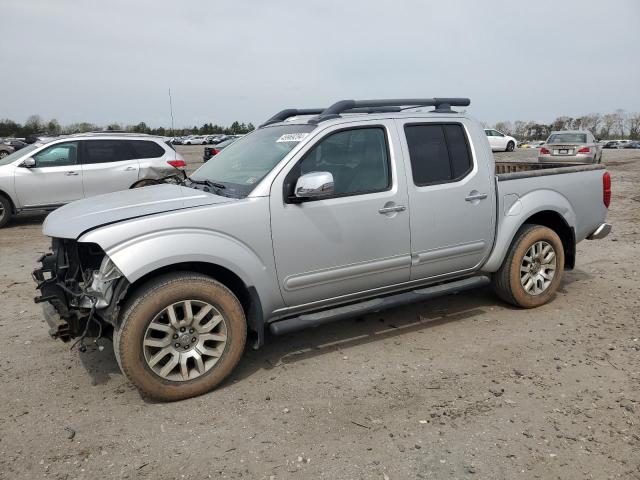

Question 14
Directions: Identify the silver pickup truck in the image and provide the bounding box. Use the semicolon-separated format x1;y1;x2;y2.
33;98;611;401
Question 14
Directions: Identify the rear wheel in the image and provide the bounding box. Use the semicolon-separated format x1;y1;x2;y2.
492;224;564;308
506;141;515;152
0;195;12;228
0;151;8;159
115;272;246;401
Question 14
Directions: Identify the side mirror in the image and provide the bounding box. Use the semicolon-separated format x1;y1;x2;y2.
21;157;36;168
294;171;334;199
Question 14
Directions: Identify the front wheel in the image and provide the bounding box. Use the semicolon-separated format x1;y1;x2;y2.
115;272;247;401
492;224;564;308
505;141;515;152
0;195;12;228
0;151;8;159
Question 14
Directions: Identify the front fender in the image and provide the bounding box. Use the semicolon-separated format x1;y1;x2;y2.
482;189;576;272
80;227;282;319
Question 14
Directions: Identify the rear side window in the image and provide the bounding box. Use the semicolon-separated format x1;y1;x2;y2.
83;140;134;164
404;123;472;186
128;140;166;158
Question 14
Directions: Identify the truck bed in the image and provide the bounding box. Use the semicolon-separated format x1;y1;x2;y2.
495;162;605;180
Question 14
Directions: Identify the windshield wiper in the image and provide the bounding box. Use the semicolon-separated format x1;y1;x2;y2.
187;178;227;194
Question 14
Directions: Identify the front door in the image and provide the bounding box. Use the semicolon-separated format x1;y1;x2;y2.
270;122;411;308
399;120;495;280
80;140;140;196
14;141;83;207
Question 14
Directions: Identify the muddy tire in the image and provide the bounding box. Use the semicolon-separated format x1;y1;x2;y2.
492;224;564;308
0;195;12;228
115;272;246;401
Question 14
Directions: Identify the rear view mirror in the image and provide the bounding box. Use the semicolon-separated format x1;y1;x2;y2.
294;171;334;199
21;157;36;168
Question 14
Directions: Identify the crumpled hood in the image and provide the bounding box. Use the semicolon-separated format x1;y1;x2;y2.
42;184;232;239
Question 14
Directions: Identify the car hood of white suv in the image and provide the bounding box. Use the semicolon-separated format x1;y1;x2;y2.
42;184;233;239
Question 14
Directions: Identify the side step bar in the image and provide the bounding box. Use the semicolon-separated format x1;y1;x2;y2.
269;275;490;336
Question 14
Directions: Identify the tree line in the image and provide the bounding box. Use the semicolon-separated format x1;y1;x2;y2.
0;115;256;139
490;109;640;141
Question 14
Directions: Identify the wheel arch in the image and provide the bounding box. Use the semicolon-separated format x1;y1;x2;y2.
483;203;576;273
118;261;265;348
0;188;16;214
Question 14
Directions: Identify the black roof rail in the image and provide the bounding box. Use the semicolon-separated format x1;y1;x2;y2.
309;98;470;124
261;108;325;127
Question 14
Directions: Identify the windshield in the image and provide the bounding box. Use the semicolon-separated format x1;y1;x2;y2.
0;144;38;166
191;124;316;197
547;133;587;144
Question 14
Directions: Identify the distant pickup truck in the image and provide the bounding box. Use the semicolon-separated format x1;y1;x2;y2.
34;98;611;401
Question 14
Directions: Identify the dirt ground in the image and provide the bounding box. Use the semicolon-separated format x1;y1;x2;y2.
1;146;638;480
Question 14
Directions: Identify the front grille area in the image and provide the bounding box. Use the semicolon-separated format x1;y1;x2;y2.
33;238;105;340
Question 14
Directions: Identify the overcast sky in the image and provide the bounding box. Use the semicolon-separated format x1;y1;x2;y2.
1;0;639;128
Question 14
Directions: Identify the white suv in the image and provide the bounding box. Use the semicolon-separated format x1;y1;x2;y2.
0;133;185;228
484;129;517;152
183;135;207;145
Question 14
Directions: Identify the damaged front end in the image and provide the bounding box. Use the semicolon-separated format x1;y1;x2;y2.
33;238;128;343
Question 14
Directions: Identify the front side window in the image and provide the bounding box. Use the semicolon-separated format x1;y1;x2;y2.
294;127;390;198
33;142;78;167
83;140;135;164
404;123;472;186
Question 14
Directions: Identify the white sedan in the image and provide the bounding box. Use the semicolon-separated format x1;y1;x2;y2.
484;129;517;152
183;136;207;145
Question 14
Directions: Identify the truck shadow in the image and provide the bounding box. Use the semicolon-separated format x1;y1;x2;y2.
230;286;500;383
75;269;593;395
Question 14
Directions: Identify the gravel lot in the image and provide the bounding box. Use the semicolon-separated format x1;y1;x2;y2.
1;146;638;479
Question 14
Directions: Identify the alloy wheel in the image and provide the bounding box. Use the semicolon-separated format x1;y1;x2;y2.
520;241;557;295
143;300;228;381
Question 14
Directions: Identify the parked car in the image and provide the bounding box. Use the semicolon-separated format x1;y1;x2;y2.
34;97;611;401
623;141;640;149
484;129;517;152
3;139;27;151
183;135;207;145
538;130;602;163
202;137;237;161
0;143;15;159
0;133;186;228
603;140;620;149
615;140;631;148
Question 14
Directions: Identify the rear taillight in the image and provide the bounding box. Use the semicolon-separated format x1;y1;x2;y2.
603;171;611;208
212;149;220;155
540;147;550;154
577;147;590;153
168;160;186;168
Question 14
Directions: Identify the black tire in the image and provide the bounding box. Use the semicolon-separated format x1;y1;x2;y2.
115;272;247;401
131;179;157;188
506;141;515;152
0;151;8;159
492;224;564;308
0;195;12;228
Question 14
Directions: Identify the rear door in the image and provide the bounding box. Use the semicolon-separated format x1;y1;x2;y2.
270;121;411;307
14;141;83;207
80;139;140;196
398;119;495;280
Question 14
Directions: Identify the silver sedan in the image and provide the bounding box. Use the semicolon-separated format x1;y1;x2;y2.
538;130;602;163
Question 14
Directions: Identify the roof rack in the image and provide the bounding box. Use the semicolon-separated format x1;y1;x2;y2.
260;98;470;127
309;98;470;124
261;109;325;127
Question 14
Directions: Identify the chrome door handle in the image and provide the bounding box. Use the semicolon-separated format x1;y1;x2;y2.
65;171;79;176
465;193;487;202
124;166;137;171
378;205;406;214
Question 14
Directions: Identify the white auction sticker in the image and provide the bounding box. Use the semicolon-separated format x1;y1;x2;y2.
276;133;309;143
